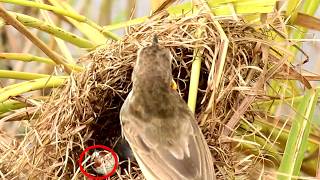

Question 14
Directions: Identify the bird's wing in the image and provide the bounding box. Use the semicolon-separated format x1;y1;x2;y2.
120;92;215;180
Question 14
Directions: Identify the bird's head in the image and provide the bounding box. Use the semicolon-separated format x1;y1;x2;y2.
132;36;173;88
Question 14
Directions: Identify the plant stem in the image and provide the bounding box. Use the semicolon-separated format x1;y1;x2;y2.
0;5;72;74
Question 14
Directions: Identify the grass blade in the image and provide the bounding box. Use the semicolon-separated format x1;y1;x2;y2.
0;53;55;64
0;6;72;74
0;76;67;103
12;12;96;48
278;89;319;179
0;99;26;114
0;53;84;72
0;70;49;80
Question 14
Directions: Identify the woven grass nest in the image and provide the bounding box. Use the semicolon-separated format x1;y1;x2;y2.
0;11;304;179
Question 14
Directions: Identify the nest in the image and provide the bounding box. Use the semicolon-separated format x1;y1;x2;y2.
0;11;303;179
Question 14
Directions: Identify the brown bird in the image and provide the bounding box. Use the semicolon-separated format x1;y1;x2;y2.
120;36;215;180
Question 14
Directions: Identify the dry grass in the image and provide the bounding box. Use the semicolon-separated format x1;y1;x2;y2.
0;11;304;179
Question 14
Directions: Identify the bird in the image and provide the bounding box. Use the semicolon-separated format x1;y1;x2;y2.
120;36;215;180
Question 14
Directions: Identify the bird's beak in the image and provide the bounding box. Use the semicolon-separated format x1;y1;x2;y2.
170;79;178;90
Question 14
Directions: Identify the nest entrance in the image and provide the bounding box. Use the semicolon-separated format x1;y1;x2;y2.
0;12;294;179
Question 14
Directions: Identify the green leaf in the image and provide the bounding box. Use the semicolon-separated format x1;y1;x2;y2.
103;16;147;31
278;89;319;179
0;0;87;21
0;53;55;64
187;18;206;113
12;12;96;48
0;76;67;103
0;53;84;71
0;70;49;80
286;0;301;23
0;100;26;114
49;0;119;42
167;0;277;16
36;0;74;63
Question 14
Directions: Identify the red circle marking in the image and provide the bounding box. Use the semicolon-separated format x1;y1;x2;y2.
78;145;119;179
